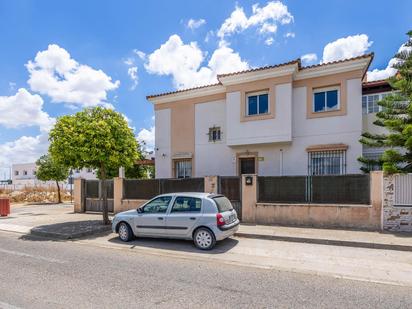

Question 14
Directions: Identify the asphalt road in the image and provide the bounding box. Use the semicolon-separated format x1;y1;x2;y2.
0;231;411;309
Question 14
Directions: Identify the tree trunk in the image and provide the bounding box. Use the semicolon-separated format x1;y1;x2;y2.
100;166;110;225
56;180;62;203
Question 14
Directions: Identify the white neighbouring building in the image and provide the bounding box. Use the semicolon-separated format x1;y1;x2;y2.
147;53;392;179
12;163;97;187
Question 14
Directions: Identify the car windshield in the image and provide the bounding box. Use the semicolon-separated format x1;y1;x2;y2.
213;196;233;213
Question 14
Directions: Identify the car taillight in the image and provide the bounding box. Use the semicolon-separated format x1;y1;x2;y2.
216;213;225;226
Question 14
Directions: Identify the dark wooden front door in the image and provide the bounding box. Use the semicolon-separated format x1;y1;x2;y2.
239;157;256;174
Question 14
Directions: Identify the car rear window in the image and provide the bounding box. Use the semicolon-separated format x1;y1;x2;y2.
213;196;233;213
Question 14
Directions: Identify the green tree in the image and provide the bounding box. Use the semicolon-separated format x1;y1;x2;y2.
49;107;138;224
359;31;412;174
36;154;69;203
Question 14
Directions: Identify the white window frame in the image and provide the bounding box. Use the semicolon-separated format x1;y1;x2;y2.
246;90;269;116
362;91;395;114
174;159;192;179
313;86;340;113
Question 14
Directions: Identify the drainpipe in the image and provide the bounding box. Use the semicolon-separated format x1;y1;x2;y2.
280;149;283;176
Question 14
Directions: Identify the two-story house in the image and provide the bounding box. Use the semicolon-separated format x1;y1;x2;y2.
147;54;375;178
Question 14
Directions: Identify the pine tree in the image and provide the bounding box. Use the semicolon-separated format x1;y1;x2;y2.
359;30;412;174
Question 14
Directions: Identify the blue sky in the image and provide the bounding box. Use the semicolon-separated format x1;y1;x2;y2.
0;0;411;178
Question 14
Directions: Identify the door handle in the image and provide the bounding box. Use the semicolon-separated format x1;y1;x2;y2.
157;217;164;220
189;217;196;220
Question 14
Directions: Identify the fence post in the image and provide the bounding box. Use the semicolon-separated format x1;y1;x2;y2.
241;174;257;223
113;177;124;214
74;178;85;213
370;171;383;231
204;176;218;194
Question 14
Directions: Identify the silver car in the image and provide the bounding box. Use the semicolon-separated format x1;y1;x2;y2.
112;193;239;250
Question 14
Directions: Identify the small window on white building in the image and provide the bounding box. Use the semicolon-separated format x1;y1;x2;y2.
14;171;19;176
362;92;395;114
308;150;346;175
33;170;36;176
246;91;269;116
313;87;340;113
23;170;28;176
208;127;222;142
87;168;92;173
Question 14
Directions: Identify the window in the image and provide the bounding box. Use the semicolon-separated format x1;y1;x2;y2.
208;127;221;142
174;159;192;178
23;170;28;176
213;196;234;212
87;168;93;173
33;170;36;176
142;196;172;213
308;150;346;175
14;171;19;176
313;88;339;113
362;92;394;114
246;91;269;116
75;169;80;173
171;196;201;213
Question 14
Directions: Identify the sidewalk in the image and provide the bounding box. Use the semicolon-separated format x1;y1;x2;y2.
0;203;111;239
236;224;412;252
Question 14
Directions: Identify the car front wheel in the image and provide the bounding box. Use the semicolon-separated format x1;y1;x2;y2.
194;227;216;250
118;222;133;242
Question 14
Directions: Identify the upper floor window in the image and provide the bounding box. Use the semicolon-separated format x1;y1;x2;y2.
362;92;394;114
246;91;269;116
87;168;93;173
208;127;221;142
14;171;19;176
313;87;339;113
23;170;28;176
33;170;36;176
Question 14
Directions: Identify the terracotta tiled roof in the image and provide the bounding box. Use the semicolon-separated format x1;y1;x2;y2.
362;79;389;86
300;52;374;70
147;53;374;99
216;59;301;78
146;82;222;99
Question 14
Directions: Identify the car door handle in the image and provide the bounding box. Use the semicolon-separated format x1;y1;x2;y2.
157;217;164;220
189;217;196;220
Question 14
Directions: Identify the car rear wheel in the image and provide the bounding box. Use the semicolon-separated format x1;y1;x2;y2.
118;222;133;242
194;227;216;250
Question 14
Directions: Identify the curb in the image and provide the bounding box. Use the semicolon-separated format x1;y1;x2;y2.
234;232;412;252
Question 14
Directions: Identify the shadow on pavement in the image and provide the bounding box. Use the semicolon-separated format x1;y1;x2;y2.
107;235;239;254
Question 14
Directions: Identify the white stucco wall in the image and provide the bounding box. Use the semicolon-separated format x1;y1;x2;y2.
288;78;363;175
154;108;172;178
225;83;292;146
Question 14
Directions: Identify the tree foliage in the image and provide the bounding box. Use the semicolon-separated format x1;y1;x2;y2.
49;107;139;223
36;154;69;203
359;31;412;174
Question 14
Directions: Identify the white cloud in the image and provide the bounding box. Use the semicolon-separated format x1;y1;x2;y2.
8;82;16;92
133;50;146;60
26;44;119;107
284;32;295;38
137;126;155;151
301;53;318;65
264;37;274;46
127;66;138;90
187;18;206;30
145;34;249;89
217;1;293;42
0;88;54;132
322;34;372;63
367;44;412;81
0;133;49;167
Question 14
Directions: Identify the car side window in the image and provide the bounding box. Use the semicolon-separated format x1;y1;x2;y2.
171;196;202;213
142;196;172;213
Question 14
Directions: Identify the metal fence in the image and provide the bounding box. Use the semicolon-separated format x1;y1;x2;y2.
218;176;242;220
123;178;205;200
258;174;370;205
84;180;114;212
394;173;412;206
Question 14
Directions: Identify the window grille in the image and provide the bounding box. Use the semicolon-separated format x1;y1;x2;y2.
308;150;346;175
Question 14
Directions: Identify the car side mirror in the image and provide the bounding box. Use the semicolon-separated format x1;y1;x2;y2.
137;207;143;214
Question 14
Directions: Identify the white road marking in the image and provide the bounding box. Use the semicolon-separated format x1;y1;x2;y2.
0;248;66;264
0;301;23;309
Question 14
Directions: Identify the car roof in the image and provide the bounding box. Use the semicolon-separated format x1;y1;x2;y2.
157;192;223;199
